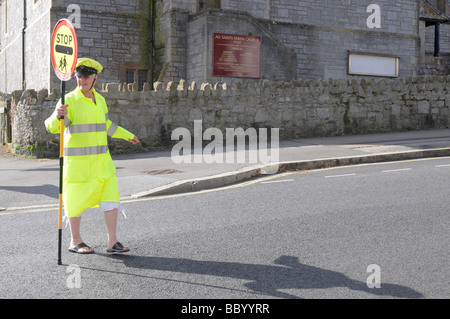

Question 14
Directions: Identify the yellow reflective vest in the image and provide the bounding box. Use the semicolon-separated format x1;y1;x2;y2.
45;87;135;218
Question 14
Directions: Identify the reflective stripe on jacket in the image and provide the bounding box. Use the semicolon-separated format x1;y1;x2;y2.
45;88;135;218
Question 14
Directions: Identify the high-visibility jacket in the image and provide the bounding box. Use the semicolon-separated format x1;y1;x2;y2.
45;87;135;218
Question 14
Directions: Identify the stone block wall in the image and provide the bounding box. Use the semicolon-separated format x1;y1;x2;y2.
1;77;450;157
2;75;450;158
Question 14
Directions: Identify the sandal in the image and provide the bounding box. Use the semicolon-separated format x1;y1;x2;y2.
107;242;130;254
68;242;94;254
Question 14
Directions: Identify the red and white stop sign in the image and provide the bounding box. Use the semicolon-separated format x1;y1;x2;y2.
51;19;78;81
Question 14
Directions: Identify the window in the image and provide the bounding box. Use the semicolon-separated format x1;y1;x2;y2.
428;0;446;14
126;69;148;90
199;0;221;11
126;70;135;84
427;0;450;15
138;70;147;90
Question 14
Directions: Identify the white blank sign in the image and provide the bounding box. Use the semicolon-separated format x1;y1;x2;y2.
348;53;399;77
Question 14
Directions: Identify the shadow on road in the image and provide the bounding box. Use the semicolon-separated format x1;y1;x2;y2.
0;185;59;199
101;254;423;299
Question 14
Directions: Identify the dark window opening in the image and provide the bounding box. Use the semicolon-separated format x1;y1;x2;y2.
126;69;148;91
199;0;221;11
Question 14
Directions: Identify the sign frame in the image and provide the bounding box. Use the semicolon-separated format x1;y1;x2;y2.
51;19;78;81
348;51;399;78
213;33;261;79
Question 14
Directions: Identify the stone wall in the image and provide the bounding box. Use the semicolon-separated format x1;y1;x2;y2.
2;75;450;158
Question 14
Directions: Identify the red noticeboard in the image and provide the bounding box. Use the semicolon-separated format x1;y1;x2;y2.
213;33;261;78
51;19;78;81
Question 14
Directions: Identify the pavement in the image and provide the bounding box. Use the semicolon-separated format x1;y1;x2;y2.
2;128;450;210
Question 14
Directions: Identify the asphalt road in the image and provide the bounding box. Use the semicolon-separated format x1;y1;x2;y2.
1;157;449;301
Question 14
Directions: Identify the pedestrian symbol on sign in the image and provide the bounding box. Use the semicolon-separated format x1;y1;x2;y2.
59;56;68;73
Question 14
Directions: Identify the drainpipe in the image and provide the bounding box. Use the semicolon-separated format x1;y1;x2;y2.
434;22;440;57
22;0;27;90
148;0;155;87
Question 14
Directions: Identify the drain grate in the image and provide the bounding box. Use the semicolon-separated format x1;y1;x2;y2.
143;169;183;175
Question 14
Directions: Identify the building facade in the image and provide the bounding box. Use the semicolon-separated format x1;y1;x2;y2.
0;0;145;93
156;0;450;84
0;0;449;93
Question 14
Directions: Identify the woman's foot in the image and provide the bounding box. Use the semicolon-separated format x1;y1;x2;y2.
107;241;130;254
68;242;94;254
